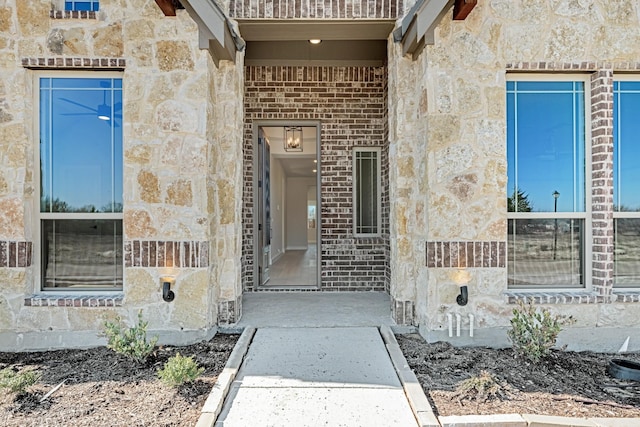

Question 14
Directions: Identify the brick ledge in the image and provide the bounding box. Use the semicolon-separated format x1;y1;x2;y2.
25;295;123;307
506;290;640;304
505;292;609;304
50;10;97;19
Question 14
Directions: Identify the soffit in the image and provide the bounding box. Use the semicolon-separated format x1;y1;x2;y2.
239;19;394;66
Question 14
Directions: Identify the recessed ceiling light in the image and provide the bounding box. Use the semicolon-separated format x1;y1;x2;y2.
313;159;317;163
312;169;317;173
309;39;322;45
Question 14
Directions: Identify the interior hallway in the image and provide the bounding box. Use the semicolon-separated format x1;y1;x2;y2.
264;244;317;288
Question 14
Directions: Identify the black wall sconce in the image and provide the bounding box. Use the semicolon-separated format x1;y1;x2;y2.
161;277;175;302
456;285;468;306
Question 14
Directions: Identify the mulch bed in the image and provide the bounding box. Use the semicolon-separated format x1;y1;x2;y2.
0;334;239;427
397;333;640;418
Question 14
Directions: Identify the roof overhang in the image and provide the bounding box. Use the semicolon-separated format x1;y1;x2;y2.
394;0;476;60
166;0;245;66
239;20;394;66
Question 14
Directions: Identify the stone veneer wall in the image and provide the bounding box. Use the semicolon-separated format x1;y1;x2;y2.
0;1;243;349
243;66;390;292
387;0;640;349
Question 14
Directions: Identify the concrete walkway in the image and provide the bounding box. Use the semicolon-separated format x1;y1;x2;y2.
215;327;419;426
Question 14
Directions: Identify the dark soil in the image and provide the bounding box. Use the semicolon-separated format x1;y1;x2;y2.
0;334;239;427
397;333;640;419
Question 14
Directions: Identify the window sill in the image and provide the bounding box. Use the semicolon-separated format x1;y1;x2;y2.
25;294;123;307
50;10;97;19
612;291;640;303
505;291;608;304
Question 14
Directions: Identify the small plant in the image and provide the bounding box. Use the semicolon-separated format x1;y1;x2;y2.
103;310;158;364
454;370;504;402
158;353;204;387
0;367;40;395
508;299;573;363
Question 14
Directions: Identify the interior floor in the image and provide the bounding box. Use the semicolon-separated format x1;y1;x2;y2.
264;244;317;288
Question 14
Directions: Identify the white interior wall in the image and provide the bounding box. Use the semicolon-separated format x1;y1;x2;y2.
286;177;316;249
307;185;317;243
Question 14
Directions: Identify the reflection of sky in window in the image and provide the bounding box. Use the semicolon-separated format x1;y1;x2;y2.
614;81;640;212
65;1;99;11
507;81;585;212
40;78;122;213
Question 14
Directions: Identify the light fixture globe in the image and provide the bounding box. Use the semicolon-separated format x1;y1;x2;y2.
284;126;303;152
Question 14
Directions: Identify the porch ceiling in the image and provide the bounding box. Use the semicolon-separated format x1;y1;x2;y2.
239;20;394;66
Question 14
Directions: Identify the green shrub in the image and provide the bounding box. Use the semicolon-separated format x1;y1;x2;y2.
158;353;204;387
508;299;573;363
103;310;158;364
455;370;504;402
0;368;40;394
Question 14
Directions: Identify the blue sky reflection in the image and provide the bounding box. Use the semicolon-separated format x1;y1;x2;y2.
614;81;640;212
507;81;585;213
40;77;122;213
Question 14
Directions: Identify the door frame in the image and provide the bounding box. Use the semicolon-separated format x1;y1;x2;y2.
252;120;322;290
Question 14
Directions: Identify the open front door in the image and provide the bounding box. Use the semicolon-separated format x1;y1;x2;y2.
257;129;271;286
254;123;321;289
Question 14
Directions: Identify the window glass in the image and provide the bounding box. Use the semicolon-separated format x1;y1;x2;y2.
507;79;587;289
41;219;122;289
65;1;99;11
507;81;585;212
40;77;122;213
614;219;640;287
508;219;584;288
613;81;640;212
39;76;122;291
613;80;640;287
354;149;380;236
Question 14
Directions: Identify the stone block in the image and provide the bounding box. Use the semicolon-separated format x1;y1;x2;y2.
156;40;194;71
124;269;157;305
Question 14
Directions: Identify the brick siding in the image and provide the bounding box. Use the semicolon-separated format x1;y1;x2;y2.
590;69;614;296
24;295;123;307
124;240;209;268
22;57;126;69
426;241;506;269
0;241;32;268
229;0;405;19
50;10;97;19
243;66;389;291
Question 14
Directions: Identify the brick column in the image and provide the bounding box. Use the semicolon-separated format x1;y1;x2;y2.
590;70;614;297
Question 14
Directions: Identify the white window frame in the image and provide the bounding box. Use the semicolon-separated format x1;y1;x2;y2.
353;147;382;238
506;74;592;291
613;74;640;289
34;70;123;293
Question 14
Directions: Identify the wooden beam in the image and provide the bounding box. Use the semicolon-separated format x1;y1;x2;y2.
155;0;177;16
453;0;477;20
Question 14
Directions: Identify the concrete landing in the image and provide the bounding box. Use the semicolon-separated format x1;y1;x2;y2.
215;327;418;426
233;292;395;328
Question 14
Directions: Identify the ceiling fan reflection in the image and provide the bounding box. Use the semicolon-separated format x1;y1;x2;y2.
59;88;122;126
